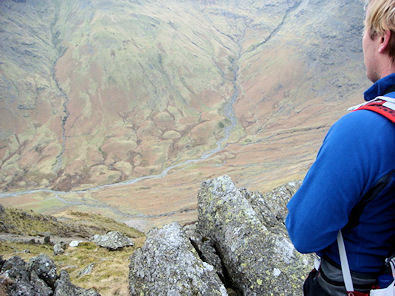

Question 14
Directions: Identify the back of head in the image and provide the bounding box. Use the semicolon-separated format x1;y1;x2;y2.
364;0;395;60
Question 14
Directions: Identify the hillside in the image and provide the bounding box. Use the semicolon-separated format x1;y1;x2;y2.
0;205;145;295
0;0;369;230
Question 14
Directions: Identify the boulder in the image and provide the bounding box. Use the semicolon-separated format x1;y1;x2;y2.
54;242;66;255
196;175;312;295
0;255;100;296
128;176;312;295
29;254;57;287
0;256;43;295
92;231;134;250
0;256;48;296
129;222;228;296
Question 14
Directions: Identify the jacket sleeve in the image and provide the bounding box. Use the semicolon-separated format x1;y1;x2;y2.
285;111;378;254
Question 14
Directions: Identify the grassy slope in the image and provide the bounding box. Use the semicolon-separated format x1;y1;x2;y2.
0;0;61;190
0;206;145;296
226;0;369;190
50;0;236;191
0;0;236;192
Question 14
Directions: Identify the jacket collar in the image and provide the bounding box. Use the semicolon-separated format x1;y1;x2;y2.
364;73;395;101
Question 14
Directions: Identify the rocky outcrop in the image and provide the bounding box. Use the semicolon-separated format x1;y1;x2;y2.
92;231;134;250
129;176;313;296
0;254;100;296
29;254;57;288
197;175;310;295
129;223;228;296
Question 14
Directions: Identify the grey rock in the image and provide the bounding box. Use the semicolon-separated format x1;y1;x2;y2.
93;231;133;250
1;256;30;283
182;222;198;238
190;235;225;282
54;242;66;256
129;222;228;296
78;263;95;278
185;225;226;280
244;181;302;228
200;239;225;280
29;254;57;287
55;270;100;296
0;255;100;296
197;175;313;296
54;271;75;296
128;176;312;295
0;256;40;296
30;270;53;296
6;283;38;296
44;235;51;245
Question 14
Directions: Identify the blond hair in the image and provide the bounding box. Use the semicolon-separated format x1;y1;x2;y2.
364;0;395;59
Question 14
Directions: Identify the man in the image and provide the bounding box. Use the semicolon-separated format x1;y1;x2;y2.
286;0;395;295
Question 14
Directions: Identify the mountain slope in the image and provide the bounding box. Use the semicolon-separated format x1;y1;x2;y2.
0;0;369;230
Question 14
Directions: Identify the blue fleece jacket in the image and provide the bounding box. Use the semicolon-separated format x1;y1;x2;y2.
286;73;395;274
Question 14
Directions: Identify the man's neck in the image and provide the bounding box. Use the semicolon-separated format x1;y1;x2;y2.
378;60;395;80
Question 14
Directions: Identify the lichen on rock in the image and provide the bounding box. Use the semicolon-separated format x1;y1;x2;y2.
128;175;313;296
0;254;100;296
196;175;312;296
92;231;134;250
129;222;227;296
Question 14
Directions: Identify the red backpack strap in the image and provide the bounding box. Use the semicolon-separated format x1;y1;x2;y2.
352;97;395;124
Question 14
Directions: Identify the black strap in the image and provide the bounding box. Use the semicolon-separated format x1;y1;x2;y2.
319;258;376;290
347;170;395;229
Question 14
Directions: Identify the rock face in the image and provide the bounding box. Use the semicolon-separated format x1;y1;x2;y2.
129;222;228;296
129;176;312;296
197;175;310;295
0;254;100;296
29;254;58;288
92;231;134;250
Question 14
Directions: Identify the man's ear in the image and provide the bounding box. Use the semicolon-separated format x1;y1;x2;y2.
378;29;392;53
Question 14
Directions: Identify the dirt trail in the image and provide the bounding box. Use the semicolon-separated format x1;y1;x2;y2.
0;233;88;245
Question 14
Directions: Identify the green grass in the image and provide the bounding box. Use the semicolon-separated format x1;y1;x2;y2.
0;239;145;296
0;206;145;295
0;206;144;239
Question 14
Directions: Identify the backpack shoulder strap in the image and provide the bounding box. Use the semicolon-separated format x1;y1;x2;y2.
350;96;395;124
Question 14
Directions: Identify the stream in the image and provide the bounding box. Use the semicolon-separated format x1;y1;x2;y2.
0;1;303;223
0;39;243;218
